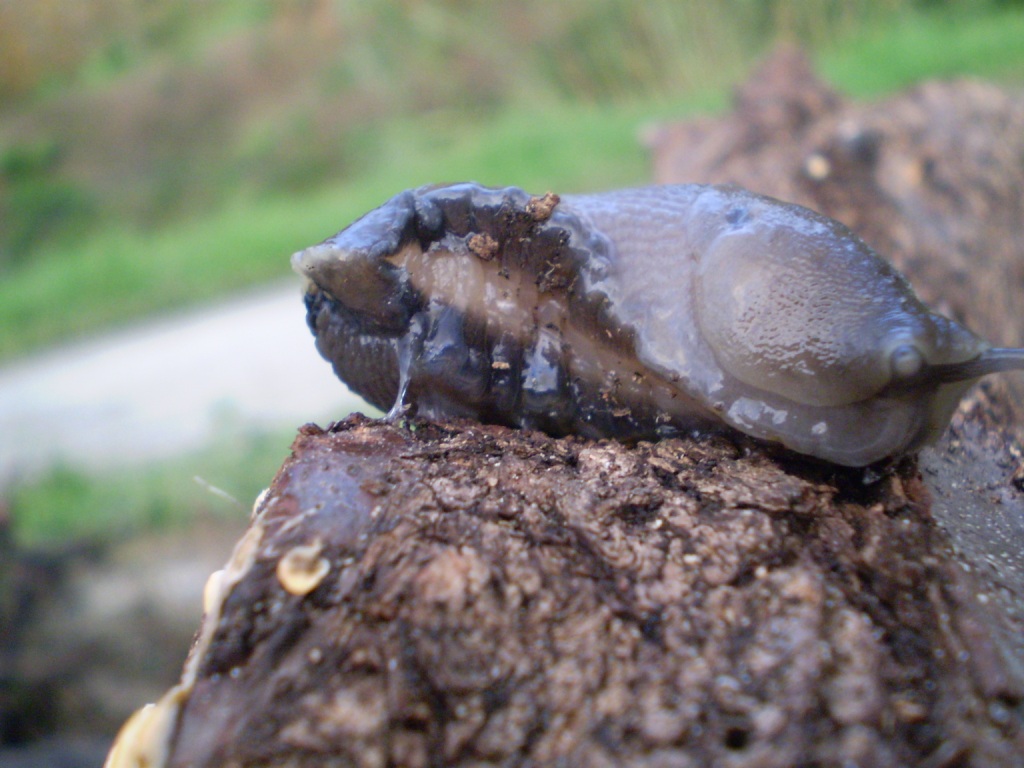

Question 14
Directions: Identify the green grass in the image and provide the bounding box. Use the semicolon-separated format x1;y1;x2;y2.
819;5;1024;94
9;427;294;546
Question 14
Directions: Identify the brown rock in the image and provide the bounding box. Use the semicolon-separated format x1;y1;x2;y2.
102;417;1022;767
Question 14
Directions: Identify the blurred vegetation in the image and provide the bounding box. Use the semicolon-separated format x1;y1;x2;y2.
3;0;1024;544
9;427;293;545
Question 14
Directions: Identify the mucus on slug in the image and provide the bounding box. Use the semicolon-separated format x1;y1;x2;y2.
292;182;1024;467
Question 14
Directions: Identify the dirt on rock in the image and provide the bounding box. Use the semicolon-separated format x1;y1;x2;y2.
144;417;1020;767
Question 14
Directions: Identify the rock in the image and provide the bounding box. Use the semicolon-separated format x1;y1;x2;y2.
105;418;1024;767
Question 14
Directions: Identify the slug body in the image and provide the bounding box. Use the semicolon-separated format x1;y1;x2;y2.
293;183;1023;466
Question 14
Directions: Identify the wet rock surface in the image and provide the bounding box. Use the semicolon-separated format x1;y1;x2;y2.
155;417;1023;767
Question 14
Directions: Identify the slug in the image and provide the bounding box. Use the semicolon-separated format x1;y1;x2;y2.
292;182;1024;467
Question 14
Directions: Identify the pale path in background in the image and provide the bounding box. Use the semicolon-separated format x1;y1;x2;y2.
0;283;365;486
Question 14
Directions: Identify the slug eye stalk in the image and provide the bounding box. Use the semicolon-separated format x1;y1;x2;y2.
930;347;1024;384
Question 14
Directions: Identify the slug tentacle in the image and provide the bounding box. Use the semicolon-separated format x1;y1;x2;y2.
929;347;1024;383
293;182;1022;467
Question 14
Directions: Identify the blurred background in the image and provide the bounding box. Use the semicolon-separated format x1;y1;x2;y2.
1;0;1023;765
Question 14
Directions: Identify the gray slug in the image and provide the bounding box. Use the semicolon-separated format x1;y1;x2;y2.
292;182;1024;467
